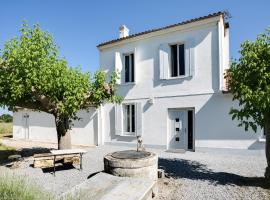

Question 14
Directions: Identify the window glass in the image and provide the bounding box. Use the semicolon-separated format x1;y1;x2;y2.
171;45;178;77
131;104;135;132
123;104;136;135
124;53;134;83
178;44;185;75
126;105;130;132
125;55;130;82
170;44;185;77
131;54;134;82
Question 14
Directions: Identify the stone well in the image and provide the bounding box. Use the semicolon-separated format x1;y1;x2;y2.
104;150;158;181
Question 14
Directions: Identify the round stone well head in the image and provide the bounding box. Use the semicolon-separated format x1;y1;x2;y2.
104;150;158;181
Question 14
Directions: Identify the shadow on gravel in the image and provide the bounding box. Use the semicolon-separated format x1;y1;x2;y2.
19;147;52;157
0;147;52;166
248;141;265;150
87;171;103;179
42;164;75;174
159;158;270;189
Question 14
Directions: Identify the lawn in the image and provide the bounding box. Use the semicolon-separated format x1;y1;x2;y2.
0;122;12;137
0;122;15;164
0;143;14;151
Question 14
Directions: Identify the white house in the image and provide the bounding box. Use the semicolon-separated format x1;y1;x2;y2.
13;12;262;150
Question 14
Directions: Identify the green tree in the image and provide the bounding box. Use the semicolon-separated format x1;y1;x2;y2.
228;28;270;178
0;114;13;123
0;23;121;149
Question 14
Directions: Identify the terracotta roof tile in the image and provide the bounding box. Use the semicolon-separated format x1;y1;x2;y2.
97;11;225;48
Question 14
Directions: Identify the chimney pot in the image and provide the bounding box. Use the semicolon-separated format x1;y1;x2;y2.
119;25;129;38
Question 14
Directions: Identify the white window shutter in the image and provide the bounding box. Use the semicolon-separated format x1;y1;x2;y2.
115;52;123;84
136;102;143;136
159;44;170;79
185;39;196;77
115;104;123;136
134;48;137;83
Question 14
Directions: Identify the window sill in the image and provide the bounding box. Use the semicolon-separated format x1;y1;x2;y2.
258;137;266;143
120;82;136;86
122;133;136;137
166;75;190;80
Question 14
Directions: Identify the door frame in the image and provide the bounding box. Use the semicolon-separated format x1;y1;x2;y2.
22;112;30;140
167;108;195;151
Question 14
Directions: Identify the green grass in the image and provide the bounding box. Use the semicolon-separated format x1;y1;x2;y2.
0;172;52;200
0;122;12;137
0;143;14;151
0;122;15;164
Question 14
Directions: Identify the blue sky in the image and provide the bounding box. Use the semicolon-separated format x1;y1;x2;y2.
0;0;269;115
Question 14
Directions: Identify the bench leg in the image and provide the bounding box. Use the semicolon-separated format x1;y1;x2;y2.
53;155;56;176
80;153;82;170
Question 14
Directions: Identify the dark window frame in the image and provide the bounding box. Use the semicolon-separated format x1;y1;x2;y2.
123;104;136;136
124;53;135;83
170;43;185;77
188;110;194;150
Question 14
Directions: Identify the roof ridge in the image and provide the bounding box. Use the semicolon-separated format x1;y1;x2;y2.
97;11;226;48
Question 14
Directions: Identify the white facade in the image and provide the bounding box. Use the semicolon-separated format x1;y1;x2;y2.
13;108;98;147
98;14;261;150
13;13;262;149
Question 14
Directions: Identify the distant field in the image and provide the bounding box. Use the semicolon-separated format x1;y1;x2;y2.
0;122;12;137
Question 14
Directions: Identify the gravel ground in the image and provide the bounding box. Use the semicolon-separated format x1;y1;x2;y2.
1;143;270;200
158;148;270;200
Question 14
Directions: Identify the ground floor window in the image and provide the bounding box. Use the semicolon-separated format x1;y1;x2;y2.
123;104;136;136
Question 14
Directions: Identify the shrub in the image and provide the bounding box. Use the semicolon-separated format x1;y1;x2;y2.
0;171;52;200
0;114;13;123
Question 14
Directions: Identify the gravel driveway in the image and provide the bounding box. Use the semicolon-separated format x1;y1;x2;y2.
1;144;269;200
158;147;270;200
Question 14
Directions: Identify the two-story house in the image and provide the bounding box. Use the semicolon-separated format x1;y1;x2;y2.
97;11;260;150
12;12;261;150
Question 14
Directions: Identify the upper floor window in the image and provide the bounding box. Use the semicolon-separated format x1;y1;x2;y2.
170;44;185;77
124;53;134;83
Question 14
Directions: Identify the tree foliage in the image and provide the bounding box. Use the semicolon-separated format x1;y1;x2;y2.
0;114;13;123
228;28;270;132
0;22;121;149
0;23;121;119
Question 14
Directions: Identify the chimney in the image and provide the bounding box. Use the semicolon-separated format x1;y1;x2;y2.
119;25;129;38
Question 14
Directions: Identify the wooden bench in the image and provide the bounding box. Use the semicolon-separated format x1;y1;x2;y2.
34;149;87;176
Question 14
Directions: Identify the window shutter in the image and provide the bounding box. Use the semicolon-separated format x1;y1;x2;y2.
115;52;123;84
185;39;196;77
159;44;170;79
134;48;137;83
136;102;143;136
115;104;123;136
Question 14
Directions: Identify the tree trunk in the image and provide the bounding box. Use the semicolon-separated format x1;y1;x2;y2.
264;112;270;179
55;117;71;150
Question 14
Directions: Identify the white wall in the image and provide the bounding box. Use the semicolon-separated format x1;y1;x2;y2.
102;93;260;149
13;108;98;147
71;109;99;146
13;111;57;142
13;111;29;140
99;18;261;149
100;21;220;100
